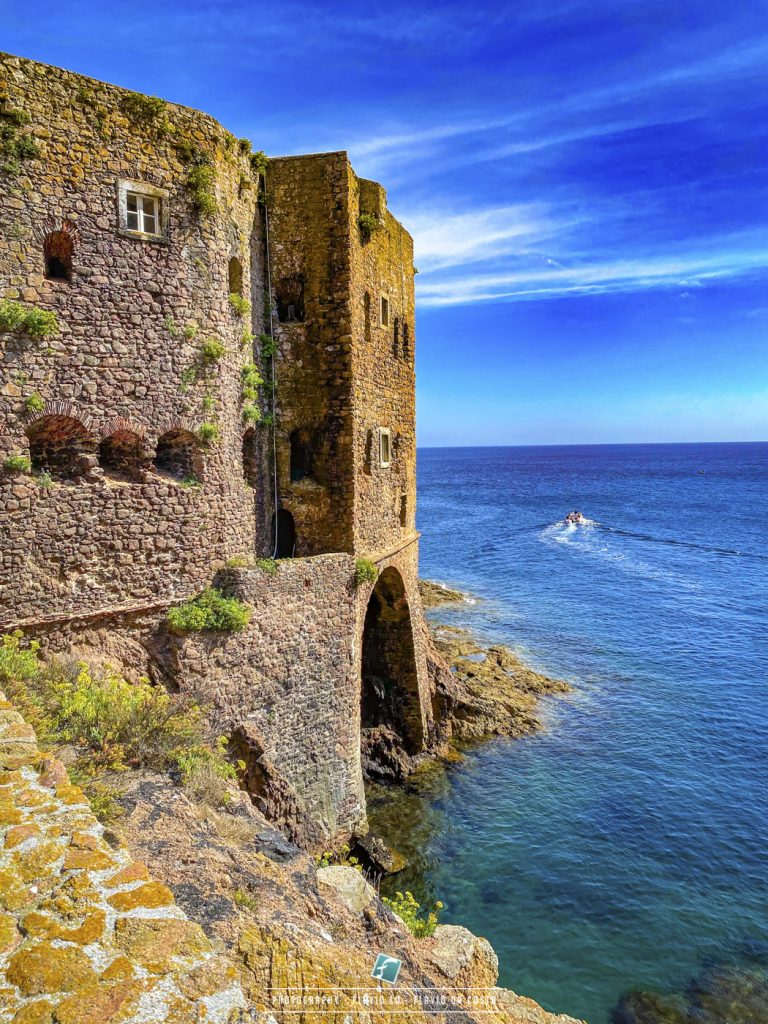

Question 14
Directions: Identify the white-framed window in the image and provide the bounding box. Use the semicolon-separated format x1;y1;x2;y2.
126;192;160;234
380;294;390;328
117;179;168;239
379;427;392;468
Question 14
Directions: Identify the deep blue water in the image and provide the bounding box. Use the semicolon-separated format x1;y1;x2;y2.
408;443;767;1022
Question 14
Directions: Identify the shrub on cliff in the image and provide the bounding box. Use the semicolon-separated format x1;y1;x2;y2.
382;890;443;938
167;588;251;633
0;632;237;818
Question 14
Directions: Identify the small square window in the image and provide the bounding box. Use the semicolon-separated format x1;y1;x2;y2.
118;180;167;240
380;295;390;328
126;191;160;235
379;428;392;468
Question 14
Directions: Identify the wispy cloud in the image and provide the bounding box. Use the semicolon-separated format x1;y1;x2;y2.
416;241;768;306
404;203;578;272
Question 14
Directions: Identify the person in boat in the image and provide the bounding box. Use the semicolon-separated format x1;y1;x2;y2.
566;510;584;525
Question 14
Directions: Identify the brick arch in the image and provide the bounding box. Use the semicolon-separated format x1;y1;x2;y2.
98;417;147;482
155;415;200;440
153;417;204;482
24;400;94;433
31;217;81;248
25;407;96;480
98;416;146;442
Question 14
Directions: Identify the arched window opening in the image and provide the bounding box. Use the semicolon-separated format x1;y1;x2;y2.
242;427;258;488
154;429;202;483
27;415;94;480
98;430;144;482
399;494;408;527
228;256;243;296
43;231;73;282
392;317;401;358
276;275;304;322
271;508;296;559
361;567;424;777
290;429;314;483
363;292;372;345
402;321;410;360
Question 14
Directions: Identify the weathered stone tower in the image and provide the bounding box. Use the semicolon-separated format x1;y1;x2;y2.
0;52;436;847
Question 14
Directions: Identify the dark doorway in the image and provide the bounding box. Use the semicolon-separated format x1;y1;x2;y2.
361;567;423;773
242;428;258;488
290;430;313;482
272;508;296;558
43;230;73;281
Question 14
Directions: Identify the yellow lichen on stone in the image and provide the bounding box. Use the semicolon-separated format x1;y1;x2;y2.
105;861;150;888
11;999;54;1024
13;839;63;882
5;823;41;848
0;868;32;911
50;979;146;1024
114;917;212;973
100;955;134;981
6;940;97;996
107;880;175;912
62;847;116;872
0;910;20;953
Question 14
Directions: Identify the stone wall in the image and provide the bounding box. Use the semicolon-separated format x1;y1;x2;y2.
0;52;269;622
0;688;246;1023
168;555;364;846
349;175;418;556
0;53;435;851
266;153;355;557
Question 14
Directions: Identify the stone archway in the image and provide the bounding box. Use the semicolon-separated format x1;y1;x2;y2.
361;567;424;778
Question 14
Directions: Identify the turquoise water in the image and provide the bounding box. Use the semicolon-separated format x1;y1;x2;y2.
394;444;768;1022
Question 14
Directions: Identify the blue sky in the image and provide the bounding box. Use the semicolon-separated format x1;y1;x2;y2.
3;0;767;445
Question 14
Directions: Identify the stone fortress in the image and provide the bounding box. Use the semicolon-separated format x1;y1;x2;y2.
0;52;446;849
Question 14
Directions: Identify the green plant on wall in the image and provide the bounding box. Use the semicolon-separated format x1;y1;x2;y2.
241;362;263;423
358;212;381;243
3;454;31;474
260;333;277;359
121;92;171;134
200;337;226;363
178;144;218;215
0;106;41;175
355;558;379;585
0;299;58;338
24;392;44;414
229;294;251;318
167;588;251;633
198;421;220;446
250;150;268;177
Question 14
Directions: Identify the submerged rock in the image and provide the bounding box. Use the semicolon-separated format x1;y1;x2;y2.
355;830;407;874
419;579;472;607
432;626;571;742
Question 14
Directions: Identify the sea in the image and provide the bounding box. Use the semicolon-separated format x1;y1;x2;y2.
369;442;768;1023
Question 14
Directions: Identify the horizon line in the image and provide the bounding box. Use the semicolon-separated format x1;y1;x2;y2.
416;439;768;449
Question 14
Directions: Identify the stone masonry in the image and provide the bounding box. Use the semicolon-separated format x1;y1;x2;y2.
0;688;246;1023
0;52;437;848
